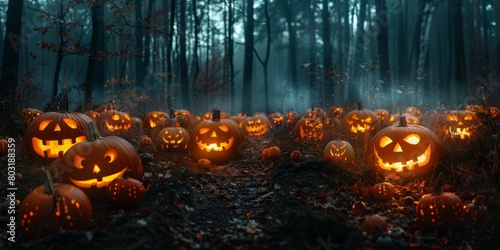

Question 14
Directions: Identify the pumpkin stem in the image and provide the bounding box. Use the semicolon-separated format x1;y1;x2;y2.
42;167;56;195
357;101;363;110
398;116;408;127
86;121;103;141
212;109;221;121
432;173;443;195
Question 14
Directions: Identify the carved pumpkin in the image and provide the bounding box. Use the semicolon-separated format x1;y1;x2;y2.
130;117;144;134
416;191;463;230
150;109;185;140
262;146;282;160
267;112;284;127
197;158;212;169
303;107;327;121
203;111;229;120
322;117;342;130
189;109;245;163
19;169;92;241
96;109;132;136
139;136;153;149
84;110;100;122
173;109;193;126
368;116;441;178
60;121;143;190
290;150;302;163
294;118;324;141
143;111;168;130
372;182;395;201
343;102;380;136
327;106;344;119
442;110;478;140
374;109;391;125
284;111;300;127
105;173;145;208
156;127;190;150
461;199;489;227
21;108;43;124
242;115;272;137
323;139;355;162
23;111;93;159
388;113;400;124
405;106;421;117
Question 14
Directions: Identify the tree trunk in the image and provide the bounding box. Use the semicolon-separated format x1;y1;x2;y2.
493;0;500;74
374;0;390;85
242;0;254;114
308;0;317;107
191;0;200;108
228;0;235;113
84;2;101;111
179;0;189;109
416;1;435;105
451;0;468;104
135;0;144;86
0;0;24;135
285;0;298;92
322;0;333;106
52;1;64;98
166;0;176;109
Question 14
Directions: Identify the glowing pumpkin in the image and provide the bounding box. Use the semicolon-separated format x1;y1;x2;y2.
416;191;463;230
150;109;185;140
106;173;145;208
303;107;327;121
96;109;132;136
173;109;193;127
323;139;355;162
0;138;8;156
18;168;92;241
293;118;324;141
374;109;391;126
21;108;43;124
284;111;300;127
442;110;478;140
362;214;388;234
156;127;190;150
372;182;395;201
143;111;168;130
267;112;284;127
290;150;302;163
406;106;421;117
188;109;245;163
60;121;143;190
343;102;380;136
84;110;100;122
242;115;272;137
327;106;344;119
368;116;442;178
23;112;92;159
262;146;282;160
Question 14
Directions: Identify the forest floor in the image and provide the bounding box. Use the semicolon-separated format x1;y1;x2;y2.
2;125;500;249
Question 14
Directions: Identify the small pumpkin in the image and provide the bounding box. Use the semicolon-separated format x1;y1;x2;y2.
374;109;391;125
106;172;146;208
150;109;185;139
60;121;143;190
284;111;300;127
368;116;441;178
343;101;380;136
406;106;421;118
442;110;478;140
173;109;193;127
416;191;463;230
96;109;132;136
189;109;245;163
267;112;284;127
293;118;324;141
21;108;43;124
229;116;246;128
84;110;100;122
461;198;489;227
156;127;190;150
242;115;272;137
372;182;395;201
290;150;302;163
18;168;92;241
262;146;281;160
303;107;327;122
139;136;153;149
143;110;168;130
362;214;388;234
327;106;344;119
323;139;355;162
197;158;212;169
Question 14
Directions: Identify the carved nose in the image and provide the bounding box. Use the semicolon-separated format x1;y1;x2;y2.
393;143;403;152
211;131;217;137
93;164;101;173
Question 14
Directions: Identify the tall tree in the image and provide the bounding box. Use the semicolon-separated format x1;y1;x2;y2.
493;0;500;74
374;0;390;85
322;0;333;106
450;0;467;103
228;0;235;113
166;0;176;109
242;0;254;114
285;0;299;92
179;0;190;109
0;0;24;135
84;1;102;111
308;0;317;105
134;0;145;86
254;0;271;114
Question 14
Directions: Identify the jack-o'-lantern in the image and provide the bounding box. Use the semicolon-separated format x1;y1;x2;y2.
150;109;186;139
416;191;463;230
262;146;281;160
235;112;247;118
105;172;145;208
343;102;380;136
402;114;420;125
203;111;229;120
130;117;143;134
156;127;190;150
189;109;245;163
441;110;478;140
174;109;193;125
372;182;395;201
322;117;342;130
327;106;344;119
96;109;132;136
374;109;391;125
303;107;327;121
143;111;168;130
406;106;421;117
268;112;284;127
461;198;489;227
323;139;355;162
290;150;302;163
388;113;400;124
84;110;100;122
60;121;143;190
293;118;324;141
23;111;93;159
368;116;442;178
18;168;92;241
139;136;153;149
285;111;300;127
242;115;272;137
21;108;43;124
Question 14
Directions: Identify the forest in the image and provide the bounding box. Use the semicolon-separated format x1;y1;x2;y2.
1;0;500;249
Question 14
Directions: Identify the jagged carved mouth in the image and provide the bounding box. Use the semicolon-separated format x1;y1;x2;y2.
329;148;346;157
374;145;431;172
32;136;87;158
161;137;185;149
350;124;369;133
105;121;131;132
69;168;127;189
246;126;268;136
196;136;234;152
446;127;472;139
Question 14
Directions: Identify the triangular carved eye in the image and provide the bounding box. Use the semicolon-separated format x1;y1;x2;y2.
219;125;229;132
112;114;120;121
447;114;457;121
380;136;392;148
39;120;51;130
464;114;473;120
123;113;131;120
104;148;118;163
199;128;210;134
403;134;420;145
